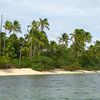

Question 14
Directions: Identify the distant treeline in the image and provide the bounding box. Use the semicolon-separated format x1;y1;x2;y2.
0;18;100;70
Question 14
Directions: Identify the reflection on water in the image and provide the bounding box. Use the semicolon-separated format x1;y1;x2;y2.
0;74;100;100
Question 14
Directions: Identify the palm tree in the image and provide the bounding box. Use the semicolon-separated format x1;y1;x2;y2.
27;20;40;61
4;20;21;66
12;20;21;66
18;37;24;67
27;18;50;61
39;18;50;32
4;20;21;34
70;29;92;59
13;20;21;33
58;33;69;46
4;20;13;34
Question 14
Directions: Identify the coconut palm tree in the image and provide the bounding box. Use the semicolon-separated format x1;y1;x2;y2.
4;20;21;34
27;18;49;61
4;20;21;66
70;29;92;59
13;20;21;33
27;20;40;60
4;20;13;34
58;33;69;46
39;18;50;32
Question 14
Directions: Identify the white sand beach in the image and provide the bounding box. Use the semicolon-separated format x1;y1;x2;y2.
0;68;99;76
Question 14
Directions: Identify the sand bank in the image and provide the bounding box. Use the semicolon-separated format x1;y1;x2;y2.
0;68;99;76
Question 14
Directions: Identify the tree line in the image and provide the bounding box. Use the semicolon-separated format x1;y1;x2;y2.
0;18;100;70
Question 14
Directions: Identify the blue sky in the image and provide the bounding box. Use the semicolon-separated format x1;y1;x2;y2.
0;0;100;42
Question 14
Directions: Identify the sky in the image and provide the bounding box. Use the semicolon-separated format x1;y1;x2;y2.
0;0;100;43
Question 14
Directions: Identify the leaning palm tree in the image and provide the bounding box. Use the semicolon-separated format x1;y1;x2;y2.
70;29;92;59
13;20;21;33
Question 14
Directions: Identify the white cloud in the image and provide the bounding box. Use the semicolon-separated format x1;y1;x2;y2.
0;0;100;42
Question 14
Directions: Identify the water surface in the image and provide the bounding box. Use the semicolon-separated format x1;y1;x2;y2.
0;74;100;100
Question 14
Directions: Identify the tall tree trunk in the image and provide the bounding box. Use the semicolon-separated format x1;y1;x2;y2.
33;45;36;59
3;39;6;57
19;42;24;67
30;39;33;61
19;48;22;67
0;15;3;56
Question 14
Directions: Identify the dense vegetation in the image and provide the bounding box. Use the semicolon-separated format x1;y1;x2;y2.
0;18;100;70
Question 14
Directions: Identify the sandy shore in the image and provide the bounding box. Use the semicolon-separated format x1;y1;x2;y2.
0;68;99;76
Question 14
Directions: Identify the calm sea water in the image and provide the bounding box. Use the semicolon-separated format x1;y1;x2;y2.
0;74;100;100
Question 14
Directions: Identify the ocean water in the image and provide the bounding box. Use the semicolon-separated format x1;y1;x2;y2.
0;74;100;100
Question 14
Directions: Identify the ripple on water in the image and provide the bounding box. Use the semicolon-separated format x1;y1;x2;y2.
0;74;100;100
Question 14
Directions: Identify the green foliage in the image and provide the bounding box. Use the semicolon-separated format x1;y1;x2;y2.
31;56;55;71
0;18;99;70
0;56;10;68
19;58;32;68
0;56;10;64
70;29;92;59
81;44;100;70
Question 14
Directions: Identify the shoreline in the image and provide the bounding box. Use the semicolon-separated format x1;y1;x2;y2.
0;68;99;76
